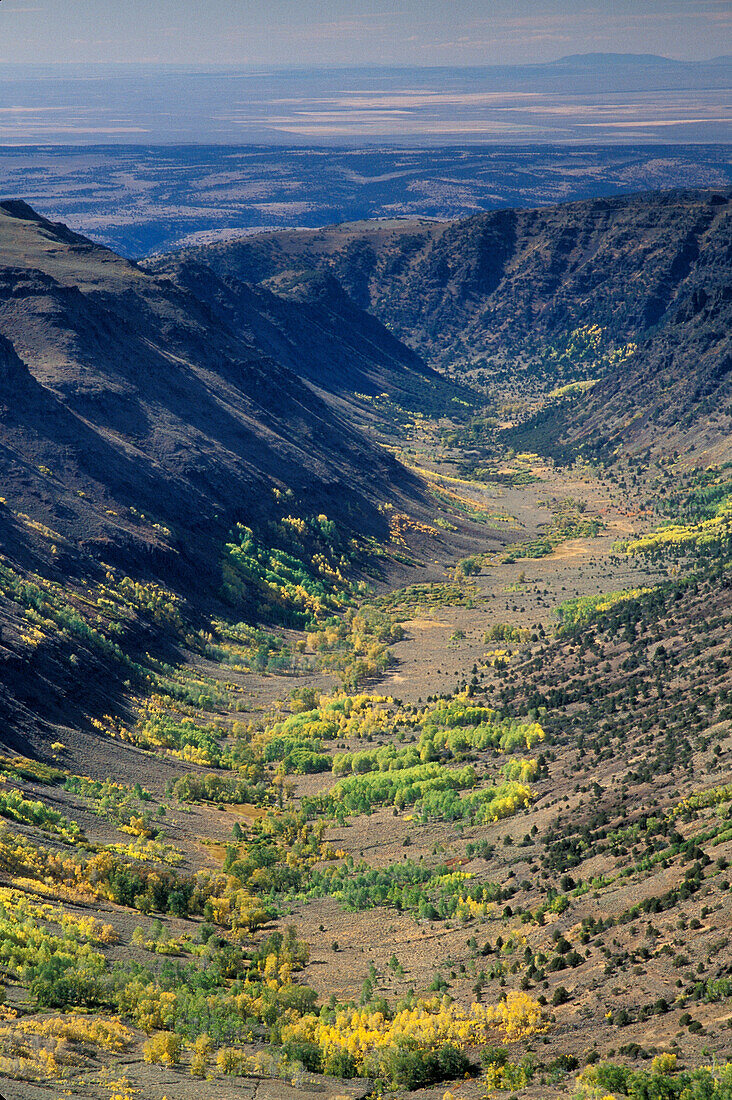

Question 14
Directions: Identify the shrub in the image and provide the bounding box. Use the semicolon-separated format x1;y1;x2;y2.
386;1043;471;1089
143;1030;183;1065
281;1038;322;1072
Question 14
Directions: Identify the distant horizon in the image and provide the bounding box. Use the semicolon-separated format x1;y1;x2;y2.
1;51;731;70
1;0;730;67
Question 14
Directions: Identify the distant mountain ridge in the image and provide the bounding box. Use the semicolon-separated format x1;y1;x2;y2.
544;52;724;66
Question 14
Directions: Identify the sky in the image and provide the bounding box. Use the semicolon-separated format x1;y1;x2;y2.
0;0;730;67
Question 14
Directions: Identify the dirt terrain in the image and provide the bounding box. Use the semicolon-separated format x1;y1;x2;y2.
0;193;729;1100
3;438;729;1100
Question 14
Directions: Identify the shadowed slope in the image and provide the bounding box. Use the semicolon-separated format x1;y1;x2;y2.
0;200;433;585
167;189;731;455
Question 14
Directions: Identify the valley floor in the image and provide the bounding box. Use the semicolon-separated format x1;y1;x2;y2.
0;435;730;1100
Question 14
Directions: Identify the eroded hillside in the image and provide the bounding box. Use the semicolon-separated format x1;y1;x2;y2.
0;194;729;1100
164;189;732;459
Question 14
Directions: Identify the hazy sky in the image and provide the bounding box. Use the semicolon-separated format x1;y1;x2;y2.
1;0;730;66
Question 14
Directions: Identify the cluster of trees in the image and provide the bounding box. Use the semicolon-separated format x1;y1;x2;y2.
245;690;545;795
262;734;330;774
375;581;476;612
279;990;543;1085
294;856;508;922
63;774;151;827
205;620;295;675
254;692;404;776
485;622;533;645
417;778;532;826
304;605;403;689
422;717;544;757
0;1011;134;1081
578;1054;732;1099
618;469;732;562
307;761;478;818
172;772;267;804
556;586;655;632
0;819;214;922
332;741;423;776
0;880;320;1055
0;785;83;844
222;514;355;628
0;559;134;667
0;753;65;786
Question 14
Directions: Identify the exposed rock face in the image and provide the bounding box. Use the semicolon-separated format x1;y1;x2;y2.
166;189;731;456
